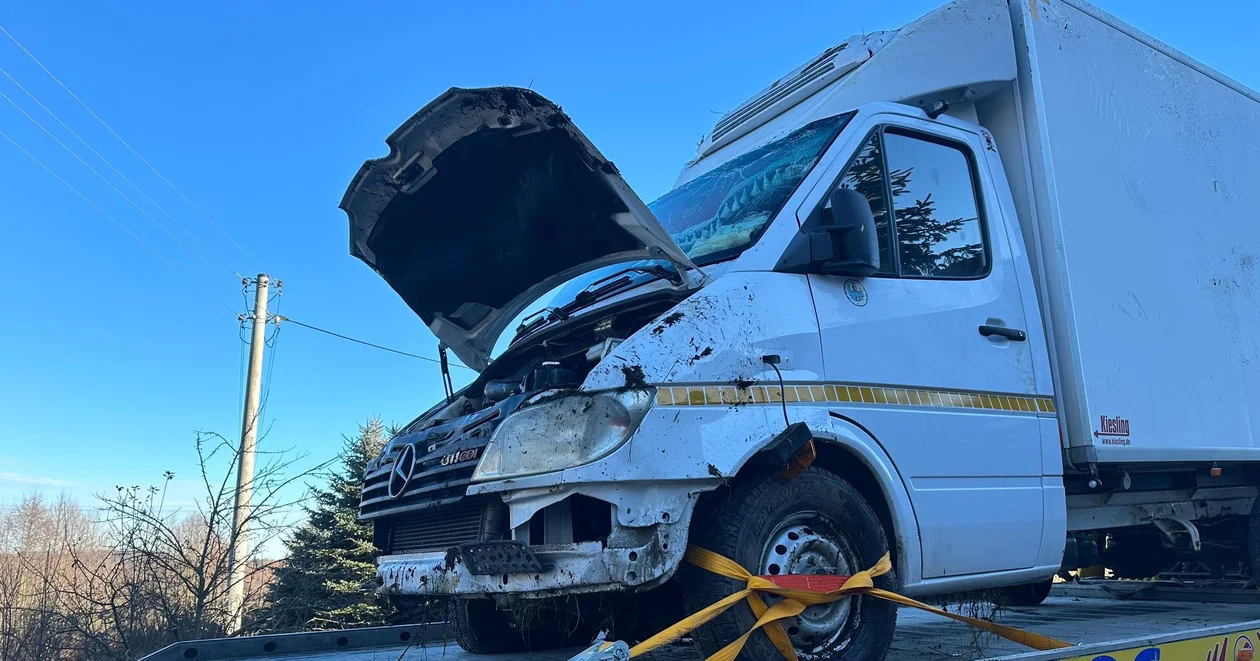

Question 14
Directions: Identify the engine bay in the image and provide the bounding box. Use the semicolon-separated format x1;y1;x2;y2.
360;286;689;523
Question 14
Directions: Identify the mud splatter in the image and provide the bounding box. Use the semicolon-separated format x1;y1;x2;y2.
651;311;686;335
688;346;714;365
621;365;648;389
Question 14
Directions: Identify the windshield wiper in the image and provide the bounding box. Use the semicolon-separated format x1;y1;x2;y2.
571;264;683;308
515;306;570;336
513;264;684;343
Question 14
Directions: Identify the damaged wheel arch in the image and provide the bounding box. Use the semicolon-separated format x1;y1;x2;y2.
711;413;923;591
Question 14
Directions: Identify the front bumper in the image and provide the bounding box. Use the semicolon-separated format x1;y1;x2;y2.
378;517;688;599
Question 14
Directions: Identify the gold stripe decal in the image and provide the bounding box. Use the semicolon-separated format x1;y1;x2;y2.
655;382;1056;415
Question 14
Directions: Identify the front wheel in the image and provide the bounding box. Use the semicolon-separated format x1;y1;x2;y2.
682;467;898;661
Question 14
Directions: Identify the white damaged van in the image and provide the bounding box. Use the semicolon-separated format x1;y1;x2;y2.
340;0;1260;658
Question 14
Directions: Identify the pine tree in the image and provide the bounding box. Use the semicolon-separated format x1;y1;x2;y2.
258;419;391;631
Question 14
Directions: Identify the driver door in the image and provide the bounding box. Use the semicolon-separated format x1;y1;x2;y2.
800;114;1048;579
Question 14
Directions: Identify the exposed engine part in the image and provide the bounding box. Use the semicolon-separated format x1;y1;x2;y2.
484;379;522;402
586;338;623;363
526;364;581;391
594;316;616;338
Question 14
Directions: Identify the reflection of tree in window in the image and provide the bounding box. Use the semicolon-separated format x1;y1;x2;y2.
837;135;894;274
884;133;986;277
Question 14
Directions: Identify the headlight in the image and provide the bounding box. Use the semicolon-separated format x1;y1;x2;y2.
472;389;654;482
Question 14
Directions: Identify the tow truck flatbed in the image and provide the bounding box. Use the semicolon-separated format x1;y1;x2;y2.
143;590;1260;661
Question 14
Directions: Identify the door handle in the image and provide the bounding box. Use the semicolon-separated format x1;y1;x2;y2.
979;325;1027;342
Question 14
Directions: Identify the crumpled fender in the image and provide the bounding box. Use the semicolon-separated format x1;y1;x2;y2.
472;269;924;591
583;270;824;391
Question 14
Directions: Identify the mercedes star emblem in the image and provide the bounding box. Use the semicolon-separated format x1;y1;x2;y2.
388;444;416;499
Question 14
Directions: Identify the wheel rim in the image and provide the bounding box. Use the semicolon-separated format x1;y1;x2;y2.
759;512;860;659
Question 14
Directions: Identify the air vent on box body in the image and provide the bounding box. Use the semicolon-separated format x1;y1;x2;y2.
701;31;896;158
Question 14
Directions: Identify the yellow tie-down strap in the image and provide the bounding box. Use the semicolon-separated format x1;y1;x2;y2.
629;546;1073;661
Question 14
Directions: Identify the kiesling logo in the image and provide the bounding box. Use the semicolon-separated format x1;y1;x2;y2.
1095;415;1131;446
388;444;416;499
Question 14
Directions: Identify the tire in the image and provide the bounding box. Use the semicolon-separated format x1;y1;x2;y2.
682;467;898;661
451;599;526;654
1000;579;1053;607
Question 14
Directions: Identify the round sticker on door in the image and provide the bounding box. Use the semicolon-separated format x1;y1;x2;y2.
843;279;868;307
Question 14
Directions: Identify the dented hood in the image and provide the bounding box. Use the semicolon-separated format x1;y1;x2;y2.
340;87;696;371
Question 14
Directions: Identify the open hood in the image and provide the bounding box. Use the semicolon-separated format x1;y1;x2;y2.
340;87;696;371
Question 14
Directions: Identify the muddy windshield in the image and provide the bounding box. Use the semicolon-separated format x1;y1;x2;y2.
649;113;853;265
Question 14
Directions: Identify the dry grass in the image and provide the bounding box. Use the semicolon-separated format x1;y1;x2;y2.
0;432;317;661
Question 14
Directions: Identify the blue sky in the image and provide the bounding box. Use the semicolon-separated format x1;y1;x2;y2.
1;0;1257;509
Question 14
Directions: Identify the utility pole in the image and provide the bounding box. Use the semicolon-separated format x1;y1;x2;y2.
227;273;269;632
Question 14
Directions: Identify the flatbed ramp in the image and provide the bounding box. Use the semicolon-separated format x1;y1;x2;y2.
144;593;1260;661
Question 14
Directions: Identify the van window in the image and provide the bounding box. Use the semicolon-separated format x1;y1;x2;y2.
836;134;895;274
883;131;987;278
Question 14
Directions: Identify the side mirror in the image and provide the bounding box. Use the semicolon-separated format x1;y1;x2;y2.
821;188;880;275
776;188;880;276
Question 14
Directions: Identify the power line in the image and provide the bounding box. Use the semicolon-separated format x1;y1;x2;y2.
276;316;474;369
0;86;234;283
0;64;238;276
0;127;235;313
0;22;264;271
